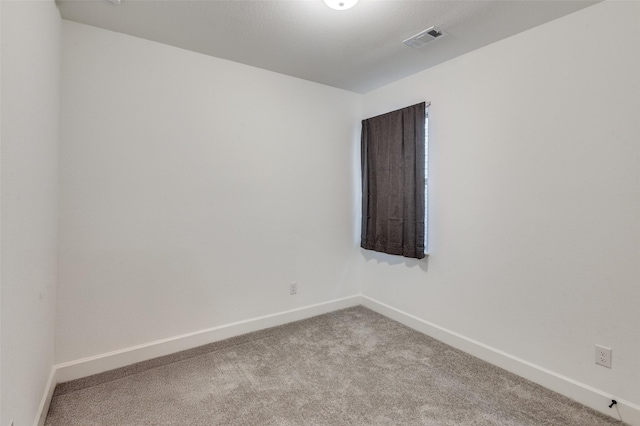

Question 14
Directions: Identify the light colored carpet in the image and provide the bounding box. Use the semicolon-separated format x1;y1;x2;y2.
46;306;624;425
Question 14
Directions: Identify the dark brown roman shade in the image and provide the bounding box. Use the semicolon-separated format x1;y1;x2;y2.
361;102;426;259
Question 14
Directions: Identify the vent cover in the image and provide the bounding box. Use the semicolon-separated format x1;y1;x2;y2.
403;26;446;49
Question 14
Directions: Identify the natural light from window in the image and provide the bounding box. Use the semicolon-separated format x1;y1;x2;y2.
424;108;429;254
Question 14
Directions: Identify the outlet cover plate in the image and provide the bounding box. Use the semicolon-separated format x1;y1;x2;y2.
595;345;612;368
290;282;297;295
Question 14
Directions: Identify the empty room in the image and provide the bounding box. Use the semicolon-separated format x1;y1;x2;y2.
1;0;639;425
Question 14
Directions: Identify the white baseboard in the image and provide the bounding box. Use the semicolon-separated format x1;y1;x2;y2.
36;294;640;426
35;295;360;425
34;368;58;426
361;295;640;426
53;295;360;385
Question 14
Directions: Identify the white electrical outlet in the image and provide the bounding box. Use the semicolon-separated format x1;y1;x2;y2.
595;345;612;368
290;282;297;295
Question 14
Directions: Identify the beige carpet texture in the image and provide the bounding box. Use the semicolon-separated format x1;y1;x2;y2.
46;306;624;425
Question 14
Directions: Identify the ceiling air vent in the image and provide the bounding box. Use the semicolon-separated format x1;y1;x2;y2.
403;26;446;49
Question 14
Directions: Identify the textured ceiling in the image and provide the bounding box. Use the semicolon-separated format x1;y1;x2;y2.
57;0;601;93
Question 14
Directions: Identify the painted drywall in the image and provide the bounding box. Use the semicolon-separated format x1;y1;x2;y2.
57;21;361;363
0;1;61;424
360;0;639;409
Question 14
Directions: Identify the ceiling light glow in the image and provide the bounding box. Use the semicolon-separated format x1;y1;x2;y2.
323;0;358;10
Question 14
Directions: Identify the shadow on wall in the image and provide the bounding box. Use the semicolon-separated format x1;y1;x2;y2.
360;248;429;272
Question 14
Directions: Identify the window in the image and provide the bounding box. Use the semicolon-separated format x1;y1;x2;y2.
360;102;427;259
424;107;429;254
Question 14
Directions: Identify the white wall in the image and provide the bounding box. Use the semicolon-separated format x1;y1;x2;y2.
57;21;361;363
0;1;61;425
360;0;639;410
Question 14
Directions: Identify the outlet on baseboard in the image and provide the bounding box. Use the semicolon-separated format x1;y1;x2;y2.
595;345;612;368
290;282;297;295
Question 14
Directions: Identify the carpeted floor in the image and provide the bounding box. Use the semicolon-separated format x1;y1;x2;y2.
46;306;624;425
